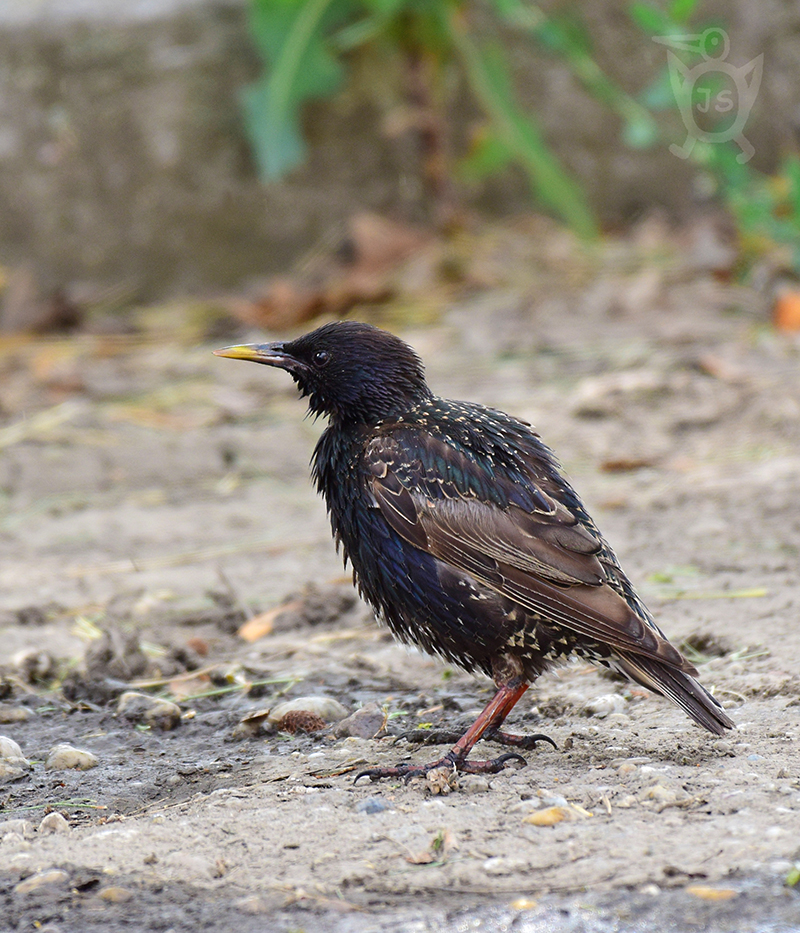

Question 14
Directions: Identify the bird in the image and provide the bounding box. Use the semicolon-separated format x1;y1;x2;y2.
214;321;734;781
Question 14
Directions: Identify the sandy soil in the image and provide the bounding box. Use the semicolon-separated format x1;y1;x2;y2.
1;223;799;931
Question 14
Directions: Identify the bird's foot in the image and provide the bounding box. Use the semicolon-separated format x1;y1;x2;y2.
354;750;525;784
399;726;557;752
484;727;558;751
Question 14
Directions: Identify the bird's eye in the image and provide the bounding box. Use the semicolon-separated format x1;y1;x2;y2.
313;350;330;367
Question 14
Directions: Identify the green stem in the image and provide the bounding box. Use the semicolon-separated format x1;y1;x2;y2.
269;0;335;123
447;9;597;237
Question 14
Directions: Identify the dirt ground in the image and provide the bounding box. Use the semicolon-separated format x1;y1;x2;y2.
1;220;799;932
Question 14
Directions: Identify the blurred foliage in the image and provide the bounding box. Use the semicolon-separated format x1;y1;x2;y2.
633;0;800;276
242;0;800;275
241;0;609;238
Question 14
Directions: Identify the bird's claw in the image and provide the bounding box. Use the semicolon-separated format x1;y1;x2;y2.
354;750;528;784
484;729;558;751
400;727;558;752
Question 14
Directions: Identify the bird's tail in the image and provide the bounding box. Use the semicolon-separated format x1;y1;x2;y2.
613;652;734;735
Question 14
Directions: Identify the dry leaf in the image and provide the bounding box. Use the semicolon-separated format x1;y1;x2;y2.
238;602;301;642
773;289;800;332
600;457;656;473
685;885;738;901
523;806;569;826
167;672;211;700
227;213;433;331
185;637;209;657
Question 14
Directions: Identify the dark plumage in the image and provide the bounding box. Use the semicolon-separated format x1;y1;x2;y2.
214;321;733;780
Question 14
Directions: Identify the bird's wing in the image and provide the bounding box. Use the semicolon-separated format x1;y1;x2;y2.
366;431;692;672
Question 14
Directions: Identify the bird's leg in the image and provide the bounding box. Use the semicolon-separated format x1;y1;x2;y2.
355;677;554;783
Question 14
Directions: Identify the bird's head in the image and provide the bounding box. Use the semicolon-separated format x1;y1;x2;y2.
214;321;431;425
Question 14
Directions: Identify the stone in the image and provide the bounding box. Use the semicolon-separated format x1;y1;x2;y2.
0;736;31;783
585;693;626;718
0;761;28;784
45;744;99;771
97;886;134;902
267;697;349;726
117;692;182;730
38;813;71;834
13;870;70;894
0;705;31;723
0;735;24;759
333;704;386;739
0;818;34;837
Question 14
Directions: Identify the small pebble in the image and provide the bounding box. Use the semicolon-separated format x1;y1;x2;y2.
235;895;272;914
539;794;569;808
510;898;538;910
334;704;386;739
45;744;99;771
267;697;349;726
0;736;25;760
604;712;631;727
2;833;31;851
7;852;33;867
117;692;182;730
38;813;70;835
509;799;542;813
585;694;626;718
12;649;54;683
463;776;490;795
0;819;34;838
0;737;31;784
161;851;216;878
0;705;31;724
0;762;28;784
340;736;370;750
642;784;676;805
354;797;392;815
483;856;527;876
97;886;134;903
13;870;70;894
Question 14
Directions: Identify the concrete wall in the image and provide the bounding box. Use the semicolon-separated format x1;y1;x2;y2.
0;0;796;299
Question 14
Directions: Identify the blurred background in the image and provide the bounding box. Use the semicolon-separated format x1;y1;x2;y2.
1;0;800;313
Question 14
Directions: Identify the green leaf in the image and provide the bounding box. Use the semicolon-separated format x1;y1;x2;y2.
622;115;658;149
640;68;678;110
242;0;347;179
669;0;699;24
782;154;800;220
448;20;597;237
332;0;405;51
241;77;306;179
457;126;514;183
628;1;671;36
494;0;659;156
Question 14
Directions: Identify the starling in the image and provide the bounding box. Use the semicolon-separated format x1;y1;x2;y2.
214;322;733;781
